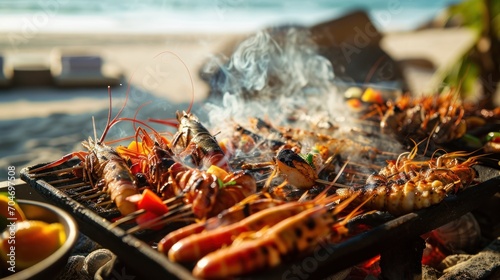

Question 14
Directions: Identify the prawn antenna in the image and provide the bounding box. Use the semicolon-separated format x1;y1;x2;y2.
92;116;98;143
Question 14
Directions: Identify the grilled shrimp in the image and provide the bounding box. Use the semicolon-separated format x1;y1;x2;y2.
191;193;362;279
29;87;139;216
157;193;286;254
84;138;139;215
337;151;479;216
116;127;176;192
167;199;315;263
166;190;356;263
234;119;379;162
31;138;139;216
171;111;229;170
380;92;468;145
242;148;318;200
162;164;219;219
161;163;257;219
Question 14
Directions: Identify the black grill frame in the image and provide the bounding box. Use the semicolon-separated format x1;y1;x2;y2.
20;160;500;279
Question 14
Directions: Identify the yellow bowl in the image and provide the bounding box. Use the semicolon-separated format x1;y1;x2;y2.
1;200;78;280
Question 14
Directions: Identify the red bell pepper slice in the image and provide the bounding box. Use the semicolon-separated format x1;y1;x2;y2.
134;189;169;230
137;189;168;216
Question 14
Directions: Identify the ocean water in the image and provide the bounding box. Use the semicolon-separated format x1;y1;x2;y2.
0;0;462;33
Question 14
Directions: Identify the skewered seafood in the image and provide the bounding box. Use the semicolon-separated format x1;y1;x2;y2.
23;58;497;280
29;87;139;216
165;163;356;264
170;111;229;170
157;193;286;253
116;127;175;191
233;118;381;163
160;163;257;219
242;148;319;199
166;195;338;263
190;193;366;279
377;93;490;146
337;148;479;216
114;122;257;223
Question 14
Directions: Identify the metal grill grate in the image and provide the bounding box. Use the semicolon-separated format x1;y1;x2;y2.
20;155;500;279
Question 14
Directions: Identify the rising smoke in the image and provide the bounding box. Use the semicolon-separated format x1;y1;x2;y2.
200;26;355;137
203;26;334;100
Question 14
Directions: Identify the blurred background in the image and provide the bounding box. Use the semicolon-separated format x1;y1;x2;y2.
0;0;499;180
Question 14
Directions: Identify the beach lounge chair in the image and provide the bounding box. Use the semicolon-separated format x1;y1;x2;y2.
5;53;53;87
50;49;123;88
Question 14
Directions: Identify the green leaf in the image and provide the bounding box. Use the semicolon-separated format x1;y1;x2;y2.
442;55;480;98
299;153;316;169
461;133;483;149
218;178;237;189
217;178;224;189
447;0;484;35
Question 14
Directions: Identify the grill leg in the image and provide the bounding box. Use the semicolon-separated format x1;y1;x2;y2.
380;236;425;280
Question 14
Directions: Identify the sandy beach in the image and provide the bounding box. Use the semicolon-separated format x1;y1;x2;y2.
0;32;249;118
0;27;476;118
0;25;477;181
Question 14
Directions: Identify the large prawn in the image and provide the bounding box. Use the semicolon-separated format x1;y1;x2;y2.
241;148;319;200
165;193;346;263
116;126;176;192
337;146;479;216
151;110;230;171
164;162;358;264
160;163;256;219
157;193;286;253
29;86;140;216
112;127;256;226
190;191;368;279
379;92;468;145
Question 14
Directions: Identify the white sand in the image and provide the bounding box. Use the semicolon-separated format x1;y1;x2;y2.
380;28;476;95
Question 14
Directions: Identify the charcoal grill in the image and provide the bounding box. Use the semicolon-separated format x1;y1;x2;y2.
20;154;500;279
